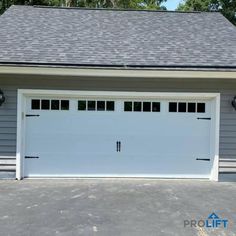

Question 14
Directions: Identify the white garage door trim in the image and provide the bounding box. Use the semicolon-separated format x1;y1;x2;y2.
16;89;220;181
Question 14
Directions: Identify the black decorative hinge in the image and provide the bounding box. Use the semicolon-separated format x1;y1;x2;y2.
196;158;210;161
197;117;211;120
26;114;40;117
25;156;39;159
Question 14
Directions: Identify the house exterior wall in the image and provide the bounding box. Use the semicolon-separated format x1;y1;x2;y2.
0;74;236;160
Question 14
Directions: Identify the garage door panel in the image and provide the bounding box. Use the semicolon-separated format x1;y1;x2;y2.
24;96;214;178
24;154;211;177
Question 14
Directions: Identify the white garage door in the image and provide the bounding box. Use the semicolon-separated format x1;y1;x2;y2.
24;95;214;178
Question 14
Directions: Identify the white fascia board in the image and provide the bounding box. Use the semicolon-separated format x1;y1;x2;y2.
0;66;236;79
18;89;219;99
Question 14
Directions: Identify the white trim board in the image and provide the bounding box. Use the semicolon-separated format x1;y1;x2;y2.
18;89;219;99
1;66;236;79
0;156;16;159
16;89;220;180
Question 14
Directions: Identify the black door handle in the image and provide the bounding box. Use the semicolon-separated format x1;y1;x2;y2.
118;141;121;152
116;141;121;152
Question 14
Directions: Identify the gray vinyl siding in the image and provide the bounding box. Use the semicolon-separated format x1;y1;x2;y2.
220;94;236;159
1;74;236;159
0;88;17;156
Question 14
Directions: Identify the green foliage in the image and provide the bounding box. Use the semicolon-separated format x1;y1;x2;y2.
177;0;211;11
0;0;60;14
177;0;236;25
0;0;166;14
75;0;166;9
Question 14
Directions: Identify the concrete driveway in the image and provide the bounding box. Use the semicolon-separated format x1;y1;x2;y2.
0;179;235;236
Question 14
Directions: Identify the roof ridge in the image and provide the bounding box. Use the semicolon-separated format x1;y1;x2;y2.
32;5;204;14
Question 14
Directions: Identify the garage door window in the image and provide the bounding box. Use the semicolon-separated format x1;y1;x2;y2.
152;102;160;112
124;101;160;112
106;101;115;111
143;102;151;112
169;102;205;113
169;102;177;112
88;101;96;111
78;100;86;110
188;103;196;113
31;99;40;110
134;102;142;111
78;100;115;111
41;100;50;110
97;101;105;111
197;103;205;113
51;100;60;110
61;100;69;110
178;103;186;112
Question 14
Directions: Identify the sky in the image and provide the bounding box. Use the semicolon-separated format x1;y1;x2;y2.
163;0;183;10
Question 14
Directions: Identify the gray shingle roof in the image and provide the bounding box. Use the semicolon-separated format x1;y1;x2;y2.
0;5;236;69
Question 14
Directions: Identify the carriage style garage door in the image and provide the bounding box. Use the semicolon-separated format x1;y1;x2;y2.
21;91;219;179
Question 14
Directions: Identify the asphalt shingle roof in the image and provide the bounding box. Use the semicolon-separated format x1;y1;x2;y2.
0;5;236;69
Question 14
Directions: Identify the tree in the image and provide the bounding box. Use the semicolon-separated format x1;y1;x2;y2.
67;0;167;9
0;0;61;14
177;0;236;25
0;0;166;12
177;0;210;11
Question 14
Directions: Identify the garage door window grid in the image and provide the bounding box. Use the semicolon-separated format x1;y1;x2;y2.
124;101;160;112
169;102;205;113
31;99;70;110
78;100;115;111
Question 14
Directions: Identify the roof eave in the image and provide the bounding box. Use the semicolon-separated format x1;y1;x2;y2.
1;62;236;70
0;65;236;79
